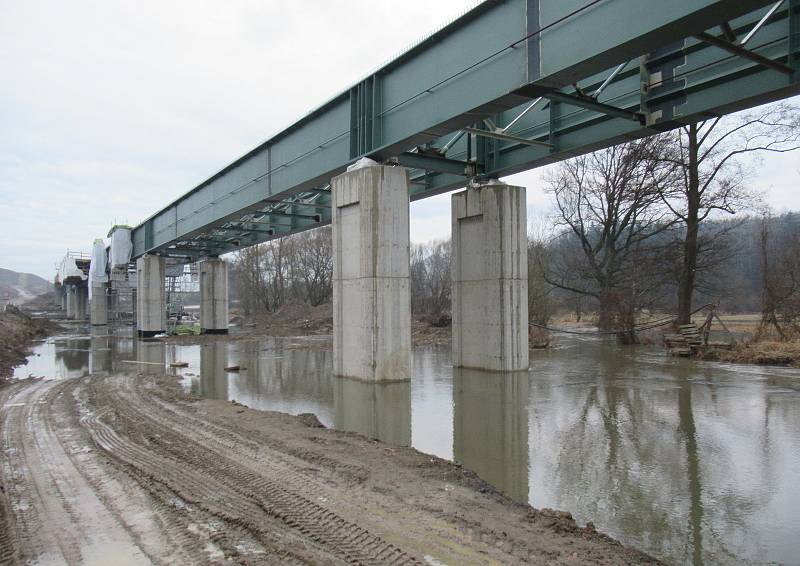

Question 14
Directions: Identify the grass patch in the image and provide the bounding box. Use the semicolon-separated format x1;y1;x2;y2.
699;340;800;367
171;323;201;336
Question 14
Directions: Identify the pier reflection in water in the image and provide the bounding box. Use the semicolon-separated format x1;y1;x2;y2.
88;327;112;375
453;368;529;503
335;378;411;446
14;331;800;565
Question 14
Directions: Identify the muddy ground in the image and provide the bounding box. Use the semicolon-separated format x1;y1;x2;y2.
0;371;660;564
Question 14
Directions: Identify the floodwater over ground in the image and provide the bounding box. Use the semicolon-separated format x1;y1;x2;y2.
14;328;800;565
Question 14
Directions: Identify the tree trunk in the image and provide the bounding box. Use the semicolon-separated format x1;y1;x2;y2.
677;124;701;325
597;289;616;330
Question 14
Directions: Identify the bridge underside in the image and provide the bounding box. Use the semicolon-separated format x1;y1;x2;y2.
131;0;800;262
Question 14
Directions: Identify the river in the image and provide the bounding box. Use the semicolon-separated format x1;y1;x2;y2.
14;328;800;565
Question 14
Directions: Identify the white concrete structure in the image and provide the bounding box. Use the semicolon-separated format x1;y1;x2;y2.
136;255;166;337
451;182;529;371
199;258;228;334
65;285;88;321
331;165;411;382
65;285;77;319
76;286;88;320
90;285;108;325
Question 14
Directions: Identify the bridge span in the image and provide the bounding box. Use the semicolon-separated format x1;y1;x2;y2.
79;0;798;379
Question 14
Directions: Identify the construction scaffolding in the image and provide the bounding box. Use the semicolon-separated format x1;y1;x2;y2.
166;262;199;323
108;264;136;325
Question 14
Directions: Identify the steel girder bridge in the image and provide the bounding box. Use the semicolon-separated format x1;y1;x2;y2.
130;0;800;262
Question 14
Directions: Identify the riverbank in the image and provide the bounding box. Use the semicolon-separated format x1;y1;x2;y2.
0;371;659;564
0;305;61;381
699;339;800;367
171;301;451;348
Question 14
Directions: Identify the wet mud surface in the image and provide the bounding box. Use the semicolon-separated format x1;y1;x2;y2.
0;373;658;564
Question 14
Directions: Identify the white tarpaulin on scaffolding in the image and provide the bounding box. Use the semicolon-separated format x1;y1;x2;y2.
58;257;86;284
110;228;133;269
88;239;108;299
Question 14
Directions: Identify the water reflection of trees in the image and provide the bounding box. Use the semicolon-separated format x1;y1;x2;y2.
540;343;778;565
452;368;530;503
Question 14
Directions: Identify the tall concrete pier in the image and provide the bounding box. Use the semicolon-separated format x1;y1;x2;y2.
65;284;88;321
77;286;88;321
199;258;228;334
136;255;166;337
331;165;411;382
65;285;77;319
90;285;108;325
451;182;529;372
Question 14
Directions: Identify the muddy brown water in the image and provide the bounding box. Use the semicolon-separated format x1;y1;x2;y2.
13;327;800;565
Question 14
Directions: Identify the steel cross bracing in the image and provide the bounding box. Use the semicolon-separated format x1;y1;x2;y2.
131;0;800;261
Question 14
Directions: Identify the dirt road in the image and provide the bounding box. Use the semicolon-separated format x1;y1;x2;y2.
0;374;659;565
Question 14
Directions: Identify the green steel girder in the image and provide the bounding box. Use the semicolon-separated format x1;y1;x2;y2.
695;30;794;74
394;152;479;176
540;91;645;123
131;0;799;260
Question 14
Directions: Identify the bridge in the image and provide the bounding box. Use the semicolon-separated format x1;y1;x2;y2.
79;0;798;380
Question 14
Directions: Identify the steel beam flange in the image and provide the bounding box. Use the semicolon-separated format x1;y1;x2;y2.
695;31;793;75
544;91;645;124
461;127;553;148
393;152;479;176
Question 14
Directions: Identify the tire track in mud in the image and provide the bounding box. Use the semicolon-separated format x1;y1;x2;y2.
108;378;525;564
110;376;520;564
84;376;421;565
52;379;215;565
0;379;151;565
129;377;367;497
2;380;77;563
82;408;317;564
0;381;25;565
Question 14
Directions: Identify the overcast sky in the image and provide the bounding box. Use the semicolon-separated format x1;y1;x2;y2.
1;0;799;280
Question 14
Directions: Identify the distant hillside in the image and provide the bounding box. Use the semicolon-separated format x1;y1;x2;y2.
0;268;51;305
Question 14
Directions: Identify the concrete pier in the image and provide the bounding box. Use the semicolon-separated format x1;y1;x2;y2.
90;285;108;326
451;182;529;371
76;286;88;320
331;164;411;382
199;258;228;334
66;285;88;320
65;285;76;319
136;255;166;337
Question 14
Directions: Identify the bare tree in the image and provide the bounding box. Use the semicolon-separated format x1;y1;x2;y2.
293;227;333;306
658;103;800;324
235;244;270;314
410;240;451;320
545;137;677;330
232;226;333;313
528;232;552;326
758;213;800;339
